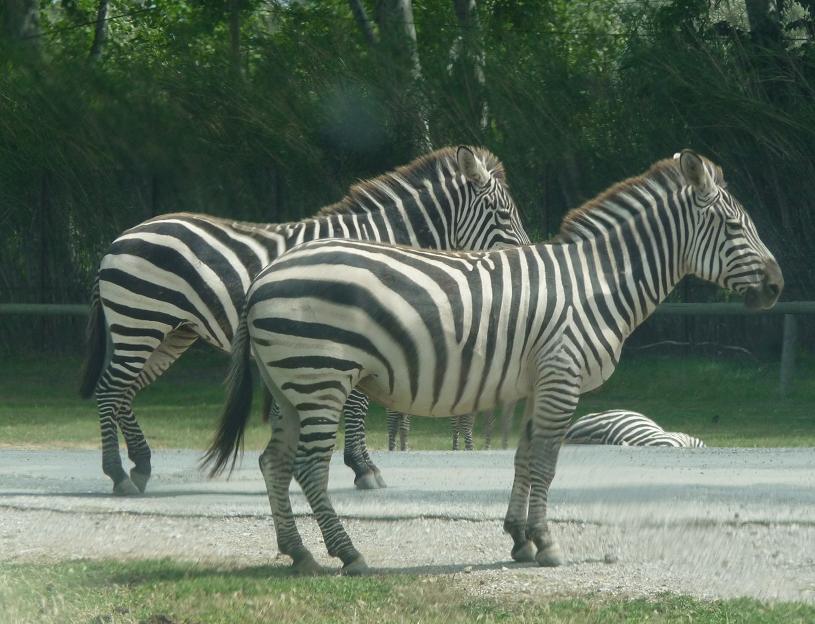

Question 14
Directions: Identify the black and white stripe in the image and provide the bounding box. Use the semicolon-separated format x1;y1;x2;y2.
564;410;705;447
204;150;782;573
79;146;529;494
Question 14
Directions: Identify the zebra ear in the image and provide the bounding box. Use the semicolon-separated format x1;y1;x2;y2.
456;146;491;188
678;149;716;198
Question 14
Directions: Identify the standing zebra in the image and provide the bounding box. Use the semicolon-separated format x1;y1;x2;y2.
451;413;476;450
79;146;529;495
389;402;518;452
564;410;705;447
386;410;411;451
204;150;782;573
483;400;520;449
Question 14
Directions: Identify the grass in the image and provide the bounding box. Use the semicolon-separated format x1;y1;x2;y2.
2;559;814;624
1;348;814;451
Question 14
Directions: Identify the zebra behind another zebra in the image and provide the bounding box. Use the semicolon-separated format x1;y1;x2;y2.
79;146;529;495
204;150;782;573
387;406;515;451
564;410;705;447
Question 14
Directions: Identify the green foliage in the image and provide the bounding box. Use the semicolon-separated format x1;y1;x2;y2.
2;351;814;449
1;0;814;351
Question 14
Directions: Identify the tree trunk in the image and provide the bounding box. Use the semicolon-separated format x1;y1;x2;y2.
375;0;432;154
2;0;40;57
451;0;488;133
88;0;110;62
228;0;242;77
348;0;377;45
744;0;784;47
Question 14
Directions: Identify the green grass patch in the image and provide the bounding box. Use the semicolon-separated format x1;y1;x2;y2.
1;349;813;450
2;559;814;624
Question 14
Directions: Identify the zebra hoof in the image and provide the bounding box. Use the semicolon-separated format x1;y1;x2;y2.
511;541;536;563
292;553;323;576
341;555;369;576
129;470;150;493
354;473;381;490
373;472;387;488
112;477;140;497
535;543;563;567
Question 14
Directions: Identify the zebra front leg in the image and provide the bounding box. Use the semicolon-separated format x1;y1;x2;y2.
387;409;399;451
451;416;459;450
463;413;475;451
526;359;581;567
343;390;385;489
398;413;410;451
503;419;535;562
259;399;320;575
483;407;495;450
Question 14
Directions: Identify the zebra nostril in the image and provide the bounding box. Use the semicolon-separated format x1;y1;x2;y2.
767;283;780;298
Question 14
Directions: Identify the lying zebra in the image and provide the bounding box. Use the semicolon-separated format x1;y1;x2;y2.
564;410;705;447
204;150;782;573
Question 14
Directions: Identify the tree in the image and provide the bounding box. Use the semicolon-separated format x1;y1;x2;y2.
89;0;110;62
375;0;432;153
450;0;488;134
1;0;40;58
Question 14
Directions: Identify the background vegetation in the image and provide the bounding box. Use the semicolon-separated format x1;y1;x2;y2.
1;0;814;355
2;349;813;449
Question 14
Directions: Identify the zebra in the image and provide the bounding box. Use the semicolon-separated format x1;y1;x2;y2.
451;413;476;450
386;410;411;451
203;149;782;573
391;402;519;452
78;146;530;495
564;409;705;447
483;400;520;449
386;412;475;451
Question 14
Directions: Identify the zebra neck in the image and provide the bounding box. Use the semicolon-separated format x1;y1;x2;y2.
310;178;459;249
569;191;691;339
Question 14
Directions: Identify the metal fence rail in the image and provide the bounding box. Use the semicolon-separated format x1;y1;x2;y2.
2;301;812;395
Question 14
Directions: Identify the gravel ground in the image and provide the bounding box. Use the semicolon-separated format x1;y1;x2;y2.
2;508;814;604
2;448;814;604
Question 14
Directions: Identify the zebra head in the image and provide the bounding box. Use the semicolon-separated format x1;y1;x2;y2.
454;146;531;250
678;150;783;310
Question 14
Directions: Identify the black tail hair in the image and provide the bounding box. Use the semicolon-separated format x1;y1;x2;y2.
201;309;255;477
79;279;106;398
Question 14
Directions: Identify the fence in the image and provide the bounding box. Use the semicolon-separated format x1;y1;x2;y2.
2;301;813;396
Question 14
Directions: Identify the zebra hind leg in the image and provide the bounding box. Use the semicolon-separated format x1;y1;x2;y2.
292;387;367;574
259;385;320;575
94;352;154;495
117;328;199;493
343;390;385;489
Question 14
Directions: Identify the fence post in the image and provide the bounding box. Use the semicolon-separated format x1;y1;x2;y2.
779;314;798;397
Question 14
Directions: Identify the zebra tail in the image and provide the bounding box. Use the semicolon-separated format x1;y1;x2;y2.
78;278;106;399
201;308;254;478
260;386;273;423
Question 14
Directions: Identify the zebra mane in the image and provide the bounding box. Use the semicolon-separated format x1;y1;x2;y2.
317;146;506;217
556;154;724;242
